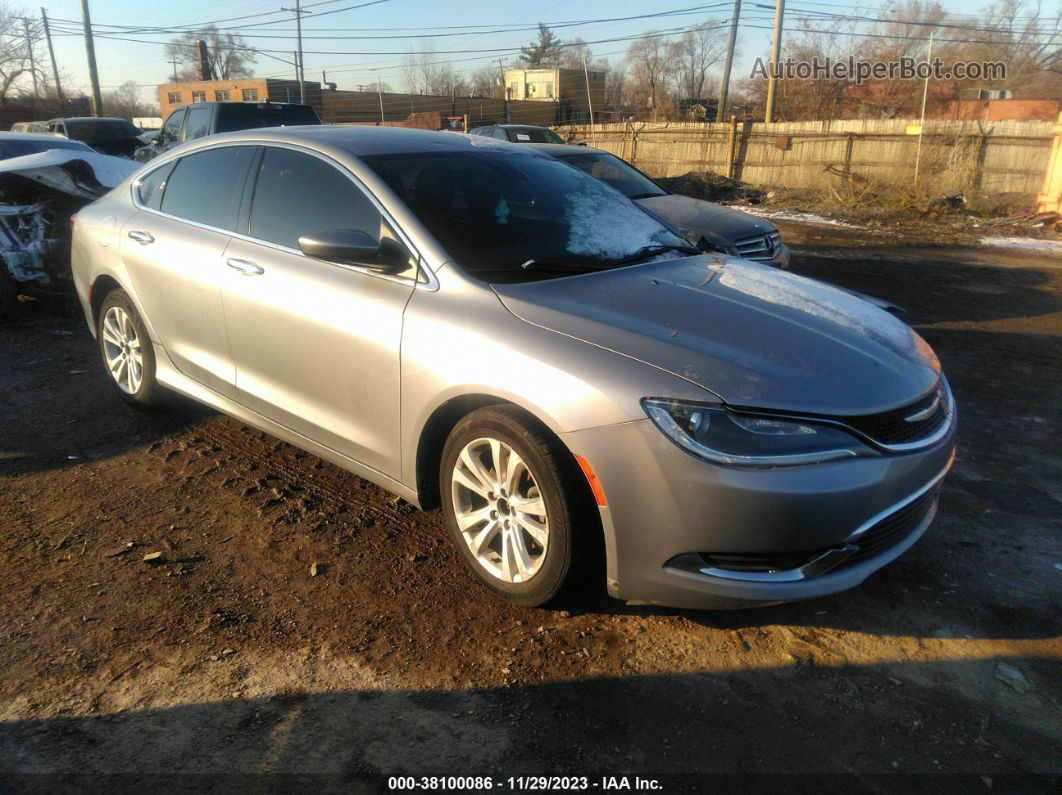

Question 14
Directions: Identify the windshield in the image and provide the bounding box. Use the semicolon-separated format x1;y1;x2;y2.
362;149;687;283
63;120;139;143
508;127;563;144
0;138;92;160
557;152;666;199
216;104;321;132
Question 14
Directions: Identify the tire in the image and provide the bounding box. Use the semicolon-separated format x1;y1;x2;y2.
440;404;591;607
96;288;161;409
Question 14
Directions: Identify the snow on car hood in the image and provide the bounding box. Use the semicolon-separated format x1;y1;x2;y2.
492;255;941;416
0;149;138;198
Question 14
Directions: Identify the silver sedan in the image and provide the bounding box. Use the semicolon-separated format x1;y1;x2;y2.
71;126;956;609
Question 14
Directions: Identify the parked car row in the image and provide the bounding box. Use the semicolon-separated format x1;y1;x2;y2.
70;126;955;610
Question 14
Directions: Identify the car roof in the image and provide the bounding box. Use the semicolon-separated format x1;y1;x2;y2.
526;142;604;156
0;131;92;146
495;124;555;131
48;117;130;123
190;125;554;158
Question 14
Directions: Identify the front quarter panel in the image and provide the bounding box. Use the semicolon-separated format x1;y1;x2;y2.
399;270;715;491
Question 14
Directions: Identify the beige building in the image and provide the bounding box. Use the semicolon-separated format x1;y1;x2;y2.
504;67;606;124
158;79;323;118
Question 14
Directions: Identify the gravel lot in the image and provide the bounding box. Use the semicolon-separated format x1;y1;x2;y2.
1;220;1059;789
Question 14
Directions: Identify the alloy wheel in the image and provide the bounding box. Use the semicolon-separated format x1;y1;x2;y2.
101;305;143;395
450;436;549;583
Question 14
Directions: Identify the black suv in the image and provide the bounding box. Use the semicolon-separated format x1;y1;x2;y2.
134;102;321;162
44;117;142;157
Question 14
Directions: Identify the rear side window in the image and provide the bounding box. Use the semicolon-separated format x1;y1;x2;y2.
160;146;255;230
136;161;176;210
248;147;380;250
184;108;211;141
216;104;319;133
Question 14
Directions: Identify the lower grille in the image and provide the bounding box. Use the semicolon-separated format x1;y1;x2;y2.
844;486;940;566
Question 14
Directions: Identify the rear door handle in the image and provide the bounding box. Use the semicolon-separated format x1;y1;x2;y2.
226;258;265;276
127;230;154;245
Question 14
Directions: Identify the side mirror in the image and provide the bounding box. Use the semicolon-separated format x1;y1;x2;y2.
298;230;410;274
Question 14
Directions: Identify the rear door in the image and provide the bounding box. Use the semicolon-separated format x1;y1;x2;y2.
220;145;418;476
120;145;257;398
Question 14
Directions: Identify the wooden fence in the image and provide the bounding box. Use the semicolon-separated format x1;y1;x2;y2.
557;119;1055;197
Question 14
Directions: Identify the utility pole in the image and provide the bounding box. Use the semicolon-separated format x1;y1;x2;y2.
23;18;38;100
914;30;935;187
41;9;63;101
716;0;741;122
582;57;596;145
763;0;785;123
80;0;103;116
377;80;385;123
170;55;178;82
281;0;309;103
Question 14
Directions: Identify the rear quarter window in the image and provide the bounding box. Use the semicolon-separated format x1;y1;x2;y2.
135;161;176;210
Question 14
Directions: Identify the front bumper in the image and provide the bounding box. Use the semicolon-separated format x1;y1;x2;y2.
563;417;955;609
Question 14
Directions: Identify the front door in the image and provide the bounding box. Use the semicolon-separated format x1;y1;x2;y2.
221;146;418;477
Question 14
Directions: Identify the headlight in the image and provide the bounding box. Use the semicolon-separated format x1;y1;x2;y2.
642;398;875;467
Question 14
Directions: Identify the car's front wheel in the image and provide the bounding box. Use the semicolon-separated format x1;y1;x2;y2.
440;405;586;606
97;289;161;408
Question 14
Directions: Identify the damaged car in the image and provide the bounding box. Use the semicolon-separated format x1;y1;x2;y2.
0;133;138;317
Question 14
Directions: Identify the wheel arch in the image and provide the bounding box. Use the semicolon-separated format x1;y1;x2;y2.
89;274;123;330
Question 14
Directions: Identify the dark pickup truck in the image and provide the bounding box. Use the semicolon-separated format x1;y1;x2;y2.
134;101;321;162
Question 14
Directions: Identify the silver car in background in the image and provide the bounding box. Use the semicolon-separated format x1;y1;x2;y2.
71;127;956;609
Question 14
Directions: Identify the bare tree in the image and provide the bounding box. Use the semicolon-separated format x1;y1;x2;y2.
104;80;157;118
469;65;501;98
626;33;676;119
604;58;628;106
559;38;592;70
363;81;393;93
164;25;256;80
0;3;41;100
402;43;454;95
670;21;727;100
960;0;1062;99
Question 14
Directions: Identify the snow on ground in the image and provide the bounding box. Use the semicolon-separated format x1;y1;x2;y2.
979;236;1062;254
737;207;865;228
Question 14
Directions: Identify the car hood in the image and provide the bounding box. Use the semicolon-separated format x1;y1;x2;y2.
491;255;940;416
637;194;776;242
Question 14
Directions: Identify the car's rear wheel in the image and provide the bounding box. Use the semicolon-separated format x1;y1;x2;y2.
440;405;586;606
97;289;160;408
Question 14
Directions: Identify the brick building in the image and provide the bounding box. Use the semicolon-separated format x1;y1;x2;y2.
157;79;323;118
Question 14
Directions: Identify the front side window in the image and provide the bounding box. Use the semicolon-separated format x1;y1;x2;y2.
558;153;665;200
191;91;206;103
249;147;380;250
242;88;258;101
363;149;684;283
159;146;256;231
183;107;212;141
159;109;185;145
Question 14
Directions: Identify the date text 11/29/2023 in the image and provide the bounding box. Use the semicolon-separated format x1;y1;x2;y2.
387;775;663;791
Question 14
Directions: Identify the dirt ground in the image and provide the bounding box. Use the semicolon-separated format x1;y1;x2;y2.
0;219;1059;791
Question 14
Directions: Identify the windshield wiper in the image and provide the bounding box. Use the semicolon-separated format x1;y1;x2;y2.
601;244;701;269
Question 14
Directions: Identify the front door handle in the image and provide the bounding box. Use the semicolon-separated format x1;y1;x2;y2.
127;230;154;245
226;258;265;276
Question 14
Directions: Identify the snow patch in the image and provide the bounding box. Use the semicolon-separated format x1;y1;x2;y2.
716;258;920;356
564;178;674;260
979;236;1062;254
739;207;865;229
